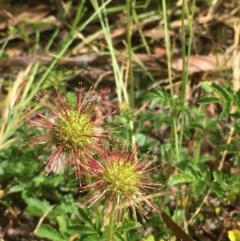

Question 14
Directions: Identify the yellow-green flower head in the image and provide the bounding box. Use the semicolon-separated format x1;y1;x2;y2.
102;155;140;195
28;88;109;178
82;147;163;220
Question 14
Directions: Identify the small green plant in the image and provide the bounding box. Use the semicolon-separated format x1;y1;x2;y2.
27;88;163;241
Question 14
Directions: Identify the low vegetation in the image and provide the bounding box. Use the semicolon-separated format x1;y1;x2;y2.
0;0;239;240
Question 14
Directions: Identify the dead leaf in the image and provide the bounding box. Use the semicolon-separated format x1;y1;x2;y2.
172;55;232;73
144;26;174;40
161;211;194;241
15;4;53;24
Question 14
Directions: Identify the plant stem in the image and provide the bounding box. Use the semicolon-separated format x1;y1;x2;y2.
107;205;115;241
179;0;195;148
126;0;134;109
126;0;135;145
161;1;181;170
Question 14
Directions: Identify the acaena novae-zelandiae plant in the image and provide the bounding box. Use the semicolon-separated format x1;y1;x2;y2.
81;146;163;222
28;87;163;239
28;87;110;179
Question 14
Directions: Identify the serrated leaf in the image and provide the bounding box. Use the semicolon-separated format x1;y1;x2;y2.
197;96;220;104
121;222;139;231
235;89;240;105
114;232;125;241
192;179;209;195
35;224;66;241
219;99;231;119
77;207;92;224
199;155;213;163
188;123;204;130
25;198;52;216
168;174;194;186
131;231;142;241
57;216;68;236
215;143;240;153
211;83;233;102
148;88;169;107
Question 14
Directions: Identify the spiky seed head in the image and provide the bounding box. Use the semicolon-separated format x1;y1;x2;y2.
28;88;110;178
82;147;163;221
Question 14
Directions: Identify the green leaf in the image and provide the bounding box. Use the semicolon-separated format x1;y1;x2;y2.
215;143;240;153
168;174;194;186
0;166;4;175
35;224;66;241
7;184;25;194
220;99;231;119
200;81;213;92
83;235;101;241
235;89;240;106
211;83;233;102
135;133;147;146
68;225;96;235
130;231;142;241
77;207;93;224
197;96;220;104
148;87;169;107
143;235;155;241
114;232;126;241
66;92;76;107
25;198;52;216
121;222;140;231
199;155;213;163
57;216;68;236
192;179;209;195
